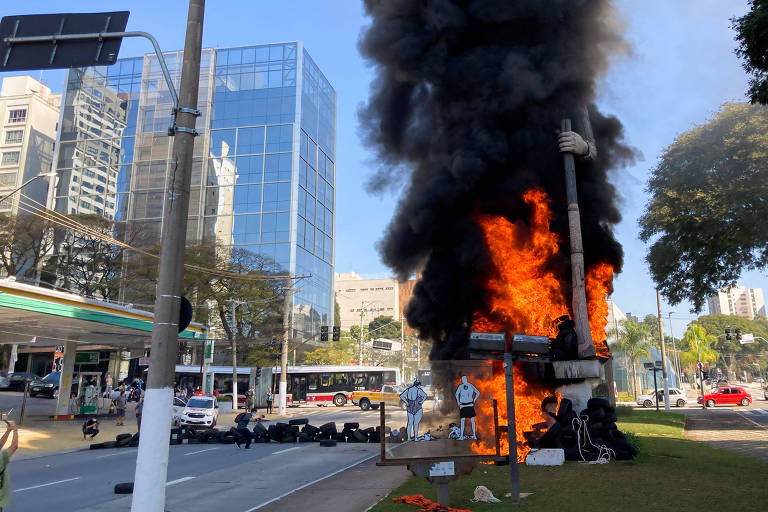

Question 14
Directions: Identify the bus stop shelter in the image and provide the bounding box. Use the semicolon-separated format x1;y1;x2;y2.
0;278;207;415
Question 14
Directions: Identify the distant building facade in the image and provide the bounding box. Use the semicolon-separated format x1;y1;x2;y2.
0;76;60;214
707;285;766;320
335;272;419;332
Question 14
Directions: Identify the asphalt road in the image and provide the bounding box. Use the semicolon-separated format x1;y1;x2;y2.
8;438;379;512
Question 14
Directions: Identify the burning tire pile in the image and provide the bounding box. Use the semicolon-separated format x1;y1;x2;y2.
527;398;637;461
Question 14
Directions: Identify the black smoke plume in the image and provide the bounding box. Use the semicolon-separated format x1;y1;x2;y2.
359;0;635;361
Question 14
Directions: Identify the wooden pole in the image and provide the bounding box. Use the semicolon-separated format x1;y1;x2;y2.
504;352;519;502
380;402;386;461
492;398;500;458
561;118;595;359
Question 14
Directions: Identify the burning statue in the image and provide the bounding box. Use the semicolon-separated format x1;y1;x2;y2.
360;0;635;459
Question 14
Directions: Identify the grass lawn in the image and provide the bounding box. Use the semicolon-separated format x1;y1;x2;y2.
370;409;767;511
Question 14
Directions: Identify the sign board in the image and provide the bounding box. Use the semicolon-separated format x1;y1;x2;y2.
138;356;150;366
655;360;663;367
372;339;392;351
428;461;455;477
696;361;704;371
470;332;505;341
0;12;129;71
204;338;214;363
740;333;755;344
643;362;654;370
75;352;99;364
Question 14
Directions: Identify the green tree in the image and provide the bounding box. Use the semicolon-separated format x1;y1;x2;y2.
733;1;768;104
0;213;54;281
639;103;768;311
334;297;341;327
691;314;768;377
609;318;651;398
680;324;718;386
642;314;661;350
303;338;355;365
367;316;402;340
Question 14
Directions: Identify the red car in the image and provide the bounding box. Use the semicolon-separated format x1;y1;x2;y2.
697;387;752;407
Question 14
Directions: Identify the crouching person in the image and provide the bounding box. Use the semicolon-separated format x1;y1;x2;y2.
233;411;256;449
82;416;99;440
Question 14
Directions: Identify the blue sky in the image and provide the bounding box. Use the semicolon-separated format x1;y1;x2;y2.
2;1;763;333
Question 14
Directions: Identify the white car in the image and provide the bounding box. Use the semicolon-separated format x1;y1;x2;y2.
636;387;688;408
172;397;186;425
178;395;219;428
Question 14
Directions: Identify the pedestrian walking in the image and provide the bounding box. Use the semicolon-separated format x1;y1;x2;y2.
115;390;127;426
233;412;256;449
0;420;19;511
82;416;99;439
266;390;273;414
135;398;144;431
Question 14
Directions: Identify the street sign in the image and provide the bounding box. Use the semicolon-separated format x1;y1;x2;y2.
655;360;663;367
740;333;755;344
470;332;506;341
372;339;392;350
75;352;99;364
643;362;654;370
0;12;129;71
697;361;704;371
138;356;150;366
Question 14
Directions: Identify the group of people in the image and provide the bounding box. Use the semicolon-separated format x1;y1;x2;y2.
244;388;274;414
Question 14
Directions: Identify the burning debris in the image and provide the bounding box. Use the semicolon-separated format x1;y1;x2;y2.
361;0;635;461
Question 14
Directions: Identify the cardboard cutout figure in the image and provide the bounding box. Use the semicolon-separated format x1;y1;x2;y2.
455;376;479;439
400;379;427;441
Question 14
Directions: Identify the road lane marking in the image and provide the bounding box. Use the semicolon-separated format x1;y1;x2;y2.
96;450;135;459
734;410;768;430
166;476;195;486
272;447;301;455
184;447;220;455
14;477;81;492
245;452;378;511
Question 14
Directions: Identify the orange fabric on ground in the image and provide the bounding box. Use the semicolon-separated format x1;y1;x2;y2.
393;494;473;512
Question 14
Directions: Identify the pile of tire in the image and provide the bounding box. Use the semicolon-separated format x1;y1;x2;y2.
90;432;139;450
531;398;638;461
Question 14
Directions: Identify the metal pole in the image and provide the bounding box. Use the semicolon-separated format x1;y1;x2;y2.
231;302;238;411
0;173;54;204
561;118;595;359
503;352;519;502
656;290;670;411
18;381;28;426
131;2;204;510
697;345;706;409
278;282;292;415
652;367;659;412
359;301;365;365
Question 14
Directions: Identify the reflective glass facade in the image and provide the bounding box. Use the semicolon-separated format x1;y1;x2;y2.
53;43;337;338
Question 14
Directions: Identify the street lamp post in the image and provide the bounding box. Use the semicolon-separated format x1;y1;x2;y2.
0;172;56;205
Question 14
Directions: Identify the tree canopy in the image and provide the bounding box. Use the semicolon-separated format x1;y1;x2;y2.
639;103;768;311
733;1;768;104
368;315;402;340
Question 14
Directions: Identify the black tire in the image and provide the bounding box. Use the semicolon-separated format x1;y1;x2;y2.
343;422;359;430
676;399;686;407
333;394;347;407
102;441;118;448
643;400;653;408
289;418;309;426
211;418;217;428
740;398;750;406
587;398;611;410
89;442;106;450
114;482;134;494
706;399;715;408
319;439;337;447
116;433;132;442
371;404;379;410
359;398;371;411
352;429;368;442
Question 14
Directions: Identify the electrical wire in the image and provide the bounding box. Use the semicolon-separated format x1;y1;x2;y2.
14;193;302;282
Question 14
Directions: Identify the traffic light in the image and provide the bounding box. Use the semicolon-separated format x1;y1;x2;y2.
735;328;742;343
256;367;262;378
725;328;732;341
320;325;329;341
332;326;340;342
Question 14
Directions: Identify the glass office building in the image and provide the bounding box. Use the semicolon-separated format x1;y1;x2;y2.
52;42;337;338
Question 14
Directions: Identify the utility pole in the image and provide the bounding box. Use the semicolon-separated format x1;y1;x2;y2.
278;281;293;415
131;2;204;510
656;290;670;411
230;301;238;412
359;302;365;366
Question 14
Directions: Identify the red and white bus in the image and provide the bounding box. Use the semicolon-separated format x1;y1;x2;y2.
272;365;401;407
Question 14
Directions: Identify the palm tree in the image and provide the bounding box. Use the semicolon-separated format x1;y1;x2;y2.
609;318;651;398
680;324;718;390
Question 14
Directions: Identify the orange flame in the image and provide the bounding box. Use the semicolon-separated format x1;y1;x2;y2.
470;188;614;460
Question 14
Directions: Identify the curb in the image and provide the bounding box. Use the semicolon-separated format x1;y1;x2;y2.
14;446;88;462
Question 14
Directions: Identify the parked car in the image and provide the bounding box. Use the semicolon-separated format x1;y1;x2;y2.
28;373;78;399
636;387;688;408
172;396;186;426
0;373;9;390
697;387;752;407
178;395;218;428
7;372;41;391
352;384;406;411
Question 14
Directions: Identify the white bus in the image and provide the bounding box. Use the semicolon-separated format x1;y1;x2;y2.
272;365;401;407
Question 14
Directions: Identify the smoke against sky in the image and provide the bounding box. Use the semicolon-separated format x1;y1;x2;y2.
358;0;636;356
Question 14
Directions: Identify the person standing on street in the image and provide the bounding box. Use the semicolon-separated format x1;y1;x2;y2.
0;420;19;511
246;390;256;413
115;389;127;426
266;390;273;414
135;397;144;431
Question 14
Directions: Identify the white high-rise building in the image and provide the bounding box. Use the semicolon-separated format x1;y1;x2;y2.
0;76;61;214
335;272;400;331
707;285;765;319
